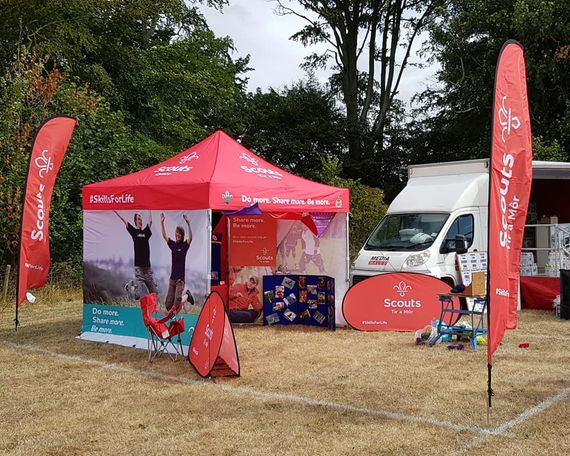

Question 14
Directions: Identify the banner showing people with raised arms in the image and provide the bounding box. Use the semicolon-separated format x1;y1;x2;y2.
160;212;194;311
82;210;209;346
113;210;158;299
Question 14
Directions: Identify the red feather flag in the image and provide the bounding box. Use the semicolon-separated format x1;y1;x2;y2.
17;117;77;316
487;41;532;404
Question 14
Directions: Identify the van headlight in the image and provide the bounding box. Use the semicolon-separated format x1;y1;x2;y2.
404;250;430;268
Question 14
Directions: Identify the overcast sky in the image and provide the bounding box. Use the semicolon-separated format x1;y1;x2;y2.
200;0;440;107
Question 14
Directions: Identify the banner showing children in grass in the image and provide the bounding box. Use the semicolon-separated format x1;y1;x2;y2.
81;209;209;348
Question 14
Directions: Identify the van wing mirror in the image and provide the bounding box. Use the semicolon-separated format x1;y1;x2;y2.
455;234;468;254
440;234;468;254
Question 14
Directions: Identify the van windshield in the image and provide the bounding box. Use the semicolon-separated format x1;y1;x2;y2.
364;213;449;251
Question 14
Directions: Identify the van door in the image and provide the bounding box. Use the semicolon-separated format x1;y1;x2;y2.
437;212;477;284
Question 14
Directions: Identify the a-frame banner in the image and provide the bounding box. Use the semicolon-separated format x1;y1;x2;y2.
189;291;240;377
17;116;77;315
487;40;532;368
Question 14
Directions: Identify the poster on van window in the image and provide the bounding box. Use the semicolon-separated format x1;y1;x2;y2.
80;209;210;348
342;273;459;331
487;41;532;366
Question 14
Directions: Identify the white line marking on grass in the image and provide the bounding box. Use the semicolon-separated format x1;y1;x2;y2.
451;386;570;455
492;386;570;435
2;341;495;436
4;341;566;438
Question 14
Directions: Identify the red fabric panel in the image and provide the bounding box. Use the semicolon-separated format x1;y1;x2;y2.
189;291;239;377
189;291;225;376
211;284;228;306
18;116;77;305
488;42;533;365
215;311;240;377
520;277;558;311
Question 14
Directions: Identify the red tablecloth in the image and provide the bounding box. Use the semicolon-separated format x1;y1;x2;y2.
520;277;559;310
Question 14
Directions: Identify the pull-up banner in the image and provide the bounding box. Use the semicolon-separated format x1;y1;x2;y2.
18;116;77;306
488;41;532;366
342;273;459;331
189;291;240;377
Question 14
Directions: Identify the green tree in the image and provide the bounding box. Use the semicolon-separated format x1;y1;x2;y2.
0;0;245;149
240;79;345;174
0;53;169;265
412;0;570;162
120;32;249;150
275;0;444;167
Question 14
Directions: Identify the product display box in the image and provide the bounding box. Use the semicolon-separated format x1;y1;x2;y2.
262;274;335;329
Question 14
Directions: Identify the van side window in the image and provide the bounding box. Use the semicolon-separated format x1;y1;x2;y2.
441;214;474;253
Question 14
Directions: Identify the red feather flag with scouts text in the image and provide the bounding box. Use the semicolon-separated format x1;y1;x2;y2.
487;41;532;368
17;116;77;313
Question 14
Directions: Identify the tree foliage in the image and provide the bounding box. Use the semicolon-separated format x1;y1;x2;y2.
118;32;249;150
240;79;346;173
0;53;170;265
0;0;242;148
275;0;444;170
412;0;570;162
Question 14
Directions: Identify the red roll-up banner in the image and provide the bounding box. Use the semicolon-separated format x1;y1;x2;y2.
487;41;532;366
17;116;77;307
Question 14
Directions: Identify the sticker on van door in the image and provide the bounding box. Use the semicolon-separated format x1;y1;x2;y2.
368;255;389;265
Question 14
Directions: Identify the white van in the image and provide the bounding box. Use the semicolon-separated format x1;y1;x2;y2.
350;159;570;287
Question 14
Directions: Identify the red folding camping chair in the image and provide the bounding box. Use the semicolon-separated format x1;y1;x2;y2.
140;293;185;362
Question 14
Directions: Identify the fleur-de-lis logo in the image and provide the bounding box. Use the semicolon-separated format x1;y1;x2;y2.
222;190;233;204
393;280;412;297
498;96;521;143
179;151;199;164
239;152;259;166
261;248;269;255
205;324;213;341
34;149;53;178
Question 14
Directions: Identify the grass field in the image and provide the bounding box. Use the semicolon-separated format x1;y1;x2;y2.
1;287;569;455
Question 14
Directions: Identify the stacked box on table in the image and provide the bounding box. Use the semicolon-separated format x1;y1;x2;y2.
262;274;335;329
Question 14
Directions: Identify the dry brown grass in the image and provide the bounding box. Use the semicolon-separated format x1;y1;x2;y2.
0;287;569;455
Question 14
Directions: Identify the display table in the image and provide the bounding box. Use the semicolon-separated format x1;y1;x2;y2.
262;275;335;329
520;276;558;310
429;293;487;350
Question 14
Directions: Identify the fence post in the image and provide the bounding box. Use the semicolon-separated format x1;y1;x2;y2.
3;264;11;302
